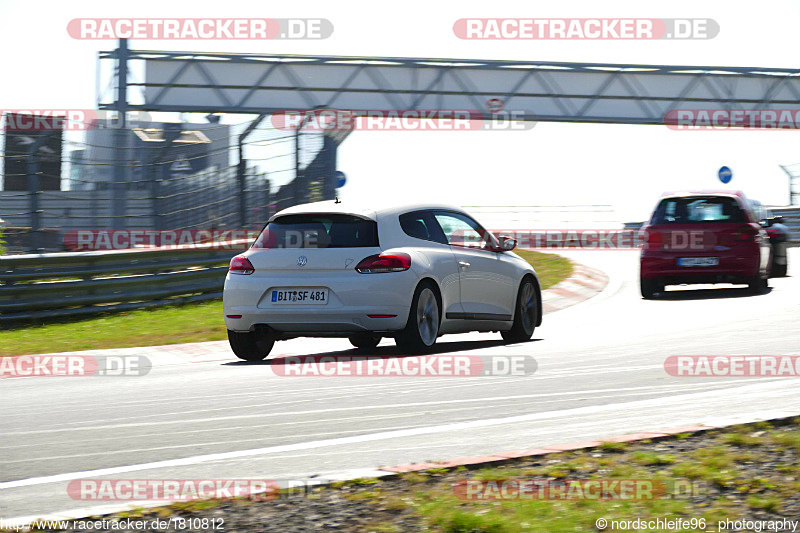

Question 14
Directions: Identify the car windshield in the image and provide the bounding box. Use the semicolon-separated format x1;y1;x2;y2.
651;197;746;224
252;214;379;248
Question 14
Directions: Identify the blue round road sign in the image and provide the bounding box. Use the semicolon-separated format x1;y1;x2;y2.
335;171;346;188
718;166;733;184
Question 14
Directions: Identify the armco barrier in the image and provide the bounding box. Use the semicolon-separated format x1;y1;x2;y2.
772;206;800;246
0;245;240;325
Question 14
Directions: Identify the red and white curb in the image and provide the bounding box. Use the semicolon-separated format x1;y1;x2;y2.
0;341;233;367
542;263;609;314
377;410;800;473
377;425;711;473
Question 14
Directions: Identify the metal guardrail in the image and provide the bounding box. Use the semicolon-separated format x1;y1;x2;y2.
0;245;240;325
772;207;800;246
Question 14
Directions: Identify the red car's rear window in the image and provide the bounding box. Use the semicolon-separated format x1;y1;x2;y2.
651;197;747;224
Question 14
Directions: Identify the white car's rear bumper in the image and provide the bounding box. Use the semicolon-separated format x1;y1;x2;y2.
223;270;418;334
224;307;409;334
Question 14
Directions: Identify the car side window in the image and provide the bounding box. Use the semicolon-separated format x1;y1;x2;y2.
432;211;495;250
399;211;448;245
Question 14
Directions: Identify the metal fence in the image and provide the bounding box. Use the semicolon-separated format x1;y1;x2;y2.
0;245;239;325
463;205;621;230
779;163;800;206
772;206;800;246
0;114;335;254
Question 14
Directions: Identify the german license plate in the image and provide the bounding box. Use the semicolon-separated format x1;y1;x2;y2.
271;288;329;304
677;257;719;267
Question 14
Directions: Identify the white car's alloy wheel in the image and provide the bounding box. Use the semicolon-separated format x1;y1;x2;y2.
416;287;439;346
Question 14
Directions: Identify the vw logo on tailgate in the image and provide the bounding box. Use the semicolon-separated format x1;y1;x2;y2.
297;256;307;267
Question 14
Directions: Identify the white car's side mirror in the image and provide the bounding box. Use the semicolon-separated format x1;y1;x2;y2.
498;236;517;251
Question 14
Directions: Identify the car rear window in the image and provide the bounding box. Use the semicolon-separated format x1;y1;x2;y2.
651;197;747;224
252;214;378;248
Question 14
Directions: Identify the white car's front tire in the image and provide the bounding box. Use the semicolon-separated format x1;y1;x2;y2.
501;277;538;343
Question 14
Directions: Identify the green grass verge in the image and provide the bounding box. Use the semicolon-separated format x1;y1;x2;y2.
34;418;798;533
0;250;572;356
0;301;226;356
393;420;800;532
514;249;573;290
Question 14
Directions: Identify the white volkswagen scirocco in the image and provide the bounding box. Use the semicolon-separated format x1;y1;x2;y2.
223;201;541;359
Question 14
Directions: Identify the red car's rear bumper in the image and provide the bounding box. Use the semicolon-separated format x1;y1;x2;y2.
640;251;759;284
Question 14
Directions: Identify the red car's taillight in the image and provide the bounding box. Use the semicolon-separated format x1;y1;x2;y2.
735;225;758;242
355;253;411;273
229;255;255;275
641;228;663;251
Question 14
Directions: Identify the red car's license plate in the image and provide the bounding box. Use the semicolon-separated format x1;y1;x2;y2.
677;257;719;267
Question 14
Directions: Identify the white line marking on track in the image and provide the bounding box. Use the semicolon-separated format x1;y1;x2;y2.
2;380;797;490
3;380;772;436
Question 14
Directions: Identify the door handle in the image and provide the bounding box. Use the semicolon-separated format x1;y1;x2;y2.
458;261;471;269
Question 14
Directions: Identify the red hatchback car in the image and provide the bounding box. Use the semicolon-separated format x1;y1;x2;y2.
640;191;771;298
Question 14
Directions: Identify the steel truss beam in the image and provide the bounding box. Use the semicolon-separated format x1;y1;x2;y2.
98;48;800;126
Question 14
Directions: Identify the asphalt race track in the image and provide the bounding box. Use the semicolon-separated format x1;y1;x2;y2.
2;249;799;520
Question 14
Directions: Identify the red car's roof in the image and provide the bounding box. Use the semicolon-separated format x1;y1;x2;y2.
658;189;748;199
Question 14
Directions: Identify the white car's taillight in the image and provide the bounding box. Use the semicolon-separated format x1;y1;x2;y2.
355;253;411;273
229;255;255;275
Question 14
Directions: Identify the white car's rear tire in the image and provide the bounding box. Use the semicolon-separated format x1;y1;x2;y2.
349;334;381;350
228;330;274;361
396;282;440;354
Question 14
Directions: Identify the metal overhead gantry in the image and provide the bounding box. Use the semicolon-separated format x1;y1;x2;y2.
98;45;800;124
93;42;800;220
